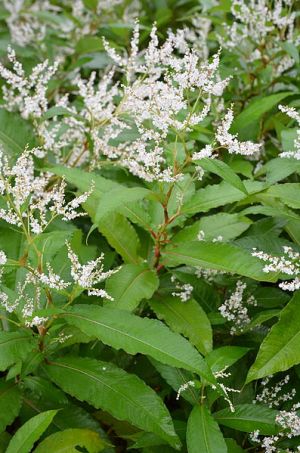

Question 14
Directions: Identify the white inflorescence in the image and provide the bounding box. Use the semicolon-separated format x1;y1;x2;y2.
278;105;300;160
171;275;193;302
254;375;296;408
252;246;300;291
218;280;257;334
176;380;196;400
0;148;93;235
66;242;117;299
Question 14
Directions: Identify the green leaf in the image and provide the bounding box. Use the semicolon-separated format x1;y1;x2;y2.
98;213;142;263
225;438;244;453
206;346;249;372
105;264;159;311
0;380;22;432
0;109;36;156
149;296;212;355
197;158;247;194
63;305;215;383
231;92;292;140
247;291;300;382
187;405;227;453
33;428;106;453
76;36;104;54
6;410;58;453
162;241;278;282
173;213;251;243
260;157;300;184
213;404;278;435
95;187;150;223
182;182;246;216
0;331;37;371
264;183;300;209
45;356;181;449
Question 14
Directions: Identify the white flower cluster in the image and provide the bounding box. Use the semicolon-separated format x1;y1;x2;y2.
252;246;300;291
66;242;118;299
171;275;193;302
0;148;93;235
250;403;300;453
212;367;240;413
254;375;296;408
176;380;196;400
218;0;298;72
219;280;257;334
279;105;300;160
0;47;59;119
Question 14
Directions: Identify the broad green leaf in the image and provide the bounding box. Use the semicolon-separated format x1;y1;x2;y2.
105;264;159;311
213;404;278;435
281;129;298;151
247;291;300;382
196;158;247;194
173;213;251;243
98;213;142;263
33;428;106;453
149;296;212;355
206;346;249;372
63;305;215;383
6;410;57;453
182;182;246;215
231;92;292;140
95;187;150;223
76;36;104;54
264;183;300;209
0;109;36;156
0;380;22;432
187;405;227;453
162;241;278;282
0;331;37;371
260;157;300;184
45;356;181;449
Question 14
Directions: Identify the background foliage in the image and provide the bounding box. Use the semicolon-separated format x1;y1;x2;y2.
0;0;300;452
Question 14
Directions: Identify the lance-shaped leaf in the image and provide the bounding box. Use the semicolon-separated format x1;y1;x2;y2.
162;241;278;282
247;291;300;382
0;380;22;432
63;305;215;383
45;356;181;450
196;158;247;194
187;405;227;453
149;297;212;355
33;428;106;453
0;331;37;371
105;263;159;311
6;410;58;453
213;404;278;435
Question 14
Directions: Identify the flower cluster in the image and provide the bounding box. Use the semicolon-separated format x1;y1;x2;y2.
250;403;300;453
66;242;118;299
219;280;257;334
252;246;300;291
279;105;300;160
0;148;93;235
254;375;296;408
171;275;193;302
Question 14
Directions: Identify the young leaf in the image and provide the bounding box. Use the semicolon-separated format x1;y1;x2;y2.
187;405;228;453
63;305;215;383
33;428;106;453
213;404;278;435
6;410;58;453
45;356;181;450
162;241;278;282
0;331;37;371
105;263;159;311
149;297;212;355
247;291;300;382
0;380;22;433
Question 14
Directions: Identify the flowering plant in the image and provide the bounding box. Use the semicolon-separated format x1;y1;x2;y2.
0;1;299;452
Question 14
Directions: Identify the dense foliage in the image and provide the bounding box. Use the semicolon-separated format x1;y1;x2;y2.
0;0;300;452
